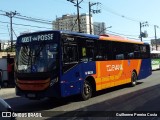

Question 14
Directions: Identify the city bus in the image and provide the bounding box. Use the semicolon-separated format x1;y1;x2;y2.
15;30;152;100
151;50;160;70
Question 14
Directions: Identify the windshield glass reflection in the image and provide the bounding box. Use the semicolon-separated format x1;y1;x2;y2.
17;43;58;73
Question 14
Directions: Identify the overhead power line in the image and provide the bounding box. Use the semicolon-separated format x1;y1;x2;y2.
14;16;52;25
0;20;51;29
16;14;52;23
15;15;52;25
100;4;141;23
107;30;139;38
0;10;53;25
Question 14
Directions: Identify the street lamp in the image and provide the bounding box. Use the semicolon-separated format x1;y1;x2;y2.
98;26;112;35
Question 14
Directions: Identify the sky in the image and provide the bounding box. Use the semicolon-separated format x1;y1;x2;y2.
0;0;160;43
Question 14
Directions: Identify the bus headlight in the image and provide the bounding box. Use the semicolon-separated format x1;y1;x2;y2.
50;77;58;86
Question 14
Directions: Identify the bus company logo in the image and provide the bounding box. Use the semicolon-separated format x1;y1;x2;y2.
106;64;123;71
2;112;42;118
2;112;11;117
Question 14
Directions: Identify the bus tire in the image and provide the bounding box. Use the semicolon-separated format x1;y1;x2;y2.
131;71;137;87
81;80;92;101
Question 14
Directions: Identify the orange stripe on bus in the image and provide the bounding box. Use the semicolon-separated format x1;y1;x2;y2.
99;36;144;44
17;82;50;91
17;78;50;91
17;79;50;84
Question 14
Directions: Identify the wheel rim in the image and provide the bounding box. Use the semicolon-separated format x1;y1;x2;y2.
132;73;137;85
84;83;90;96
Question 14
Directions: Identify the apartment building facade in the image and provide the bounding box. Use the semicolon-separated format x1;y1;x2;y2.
93;22;106;35
151;39;160;51
53;13;94;34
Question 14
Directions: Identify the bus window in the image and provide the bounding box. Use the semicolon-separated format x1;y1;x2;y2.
112;42;125;60
126;43;141;59
140;45;150;59
79;39;95;62
64;45;78;63
134;45;141;59
63;40;78;73
82;47;86;57
86;40;95;61
96;41;108;61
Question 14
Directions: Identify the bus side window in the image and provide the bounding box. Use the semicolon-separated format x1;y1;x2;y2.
63;44;78;63
134;45;141;59
86;40;95;61
79;39;95;62
82;47;86;57
63;42;78;73
113;42;125;60
96;41;108;61
140;45;150;59
126;43;140;59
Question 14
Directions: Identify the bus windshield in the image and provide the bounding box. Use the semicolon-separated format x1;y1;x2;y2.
17;42;58;73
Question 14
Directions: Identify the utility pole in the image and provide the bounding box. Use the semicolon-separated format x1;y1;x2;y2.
154;25;159;50
89;2;92;34
140;22;142;41
5;11;18;51
139;21;148;41
89;2;101;34
76;0;81;32
67;0;83;32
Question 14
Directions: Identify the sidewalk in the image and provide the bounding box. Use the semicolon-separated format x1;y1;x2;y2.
0;87;15;99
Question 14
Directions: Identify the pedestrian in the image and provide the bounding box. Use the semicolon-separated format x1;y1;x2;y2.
7;62;14;87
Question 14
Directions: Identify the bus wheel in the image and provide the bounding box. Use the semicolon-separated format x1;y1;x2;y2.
81;81;92;100
131;71;137;87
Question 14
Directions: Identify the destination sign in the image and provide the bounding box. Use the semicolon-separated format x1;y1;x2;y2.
20;33;54;43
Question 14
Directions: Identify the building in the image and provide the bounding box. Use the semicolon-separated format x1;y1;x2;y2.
151;39;160;51
53;13;94;34
0;40;16;53
0;40;9;50
93;22;106;35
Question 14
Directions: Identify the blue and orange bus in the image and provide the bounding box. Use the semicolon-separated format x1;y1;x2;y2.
15;30;152;100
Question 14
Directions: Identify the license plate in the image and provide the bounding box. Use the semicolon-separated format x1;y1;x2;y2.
27;93;36;98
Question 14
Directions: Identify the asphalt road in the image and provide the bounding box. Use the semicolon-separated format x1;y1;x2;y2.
1;70;160;120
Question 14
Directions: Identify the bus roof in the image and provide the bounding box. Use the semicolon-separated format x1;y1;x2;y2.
18;30;146;45
99;34;144;44
18;30;99;39
60;30;99;39
62;31;145;44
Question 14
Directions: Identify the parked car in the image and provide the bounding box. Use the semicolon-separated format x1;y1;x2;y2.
0;98;15;120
